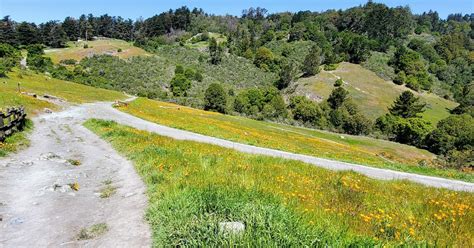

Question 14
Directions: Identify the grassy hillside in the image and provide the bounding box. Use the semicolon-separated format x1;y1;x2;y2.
294;62;458;125
86;119;474;246
117;98;472;181
44;39;150;63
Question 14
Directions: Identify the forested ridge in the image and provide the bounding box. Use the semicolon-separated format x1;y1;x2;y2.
1;2;473;168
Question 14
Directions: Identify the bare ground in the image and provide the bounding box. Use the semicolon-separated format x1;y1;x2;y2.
0;103;151;247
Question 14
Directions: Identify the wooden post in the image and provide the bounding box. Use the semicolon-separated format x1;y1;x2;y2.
0;111;5;142
17;82;21;93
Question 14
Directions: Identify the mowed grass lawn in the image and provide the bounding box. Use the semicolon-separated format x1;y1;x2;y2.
118;98;473;182
85;119;474;246
0;69;126;156
44;39;150;64
297;62;458;125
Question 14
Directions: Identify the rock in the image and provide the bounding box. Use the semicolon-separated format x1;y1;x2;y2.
44;108;53;114
9;217;24;225
39;152;61;161
218;221;245;234
21;161;34;166
340;135;345;139
123;192;136;198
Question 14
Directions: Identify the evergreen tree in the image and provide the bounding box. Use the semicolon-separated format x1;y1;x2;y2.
389;91;426;118
209;37;223;65
302;45;322;76
0;16;17;46
276;59;295;90
327;87;349;109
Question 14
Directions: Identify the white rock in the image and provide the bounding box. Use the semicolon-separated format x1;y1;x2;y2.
219;221;245;234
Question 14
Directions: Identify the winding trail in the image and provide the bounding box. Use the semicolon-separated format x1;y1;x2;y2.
1;100;473;246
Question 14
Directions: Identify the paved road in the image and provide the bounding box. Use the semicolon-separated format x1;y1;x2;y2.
83;102;473;192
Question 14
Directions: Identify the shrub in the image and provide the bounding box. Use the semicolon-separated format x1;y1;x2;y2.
324;63;338;71
117;48;122;52
289;96;323;125
170;74;191;96
59;59;77;65
204;83;227;113
334;78;343;87
425;114;474;158
83;43;89;48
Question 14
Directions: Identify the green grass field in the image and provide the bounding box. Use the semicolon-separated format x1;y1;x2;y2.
295;62;458;125
85;119;474;246
44;39;150;63
185;32;227;50
117;97;472;182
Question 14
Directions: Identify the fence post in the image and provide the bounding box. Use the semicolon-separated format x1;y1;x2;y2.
0;111;4;142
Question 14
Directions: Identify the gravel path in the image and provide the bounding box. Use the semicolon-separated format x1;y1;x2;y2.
1;100;472;246
0;103;151;247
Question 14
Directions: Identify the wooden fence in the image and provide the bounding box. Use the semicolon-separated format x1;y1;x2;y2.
0;107;27;142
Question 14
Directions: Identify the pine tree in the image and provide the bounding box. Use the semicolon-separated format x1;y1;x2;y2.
209;37;223;65
302;45;322;76
389;91;426;118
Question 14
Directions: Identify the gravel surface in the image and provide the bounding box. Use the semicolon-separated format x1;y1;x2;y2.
0;103;151;247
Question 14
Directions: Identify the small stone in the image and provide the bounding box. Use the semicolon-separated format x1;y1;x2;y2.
9;217;24;225
123;192;136;198
219;221;245;234
44;108;53;114
340;135;345;139
21;161;34;166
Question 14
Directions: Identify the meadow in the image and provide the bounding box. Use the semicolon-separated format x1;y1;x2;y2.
44;39;150;64
117;98;473;182
85;119;474;247
295;62;458;125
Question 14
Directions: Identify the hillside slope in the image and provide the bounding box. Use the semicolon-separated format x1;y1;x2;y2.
293;62;458;125
116;98;472;181
44;39;150;63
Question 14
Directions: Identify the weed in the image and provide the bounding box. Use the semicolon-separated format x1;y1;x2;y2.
67;159;81;166
77;223;108;240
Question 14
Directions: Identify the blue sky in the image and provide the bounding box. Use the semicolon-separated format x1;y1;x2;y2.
1;0;473;23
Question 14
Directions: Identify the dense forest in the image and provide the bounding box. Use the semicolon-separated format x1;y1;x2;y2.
1;2;473;168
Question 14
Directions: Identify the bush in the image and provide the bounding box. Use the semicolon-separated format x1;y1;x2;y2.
83;43;89;49
59;59;77;65
204;83;227;113
324;63;338;71
334;78;343;87
425;114;474;160
289;96;323;125
343;113;372;135
234;87;287;119
117;48;122;53
170;74;191;96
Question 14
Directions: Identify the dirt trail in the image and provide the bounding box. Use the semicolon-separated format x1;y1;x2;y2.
0;103;151;247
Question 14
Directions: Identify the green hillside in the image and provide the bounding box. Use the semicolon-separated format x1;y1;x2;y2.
117;97;473;182
294;62;458;125
44;38;150;64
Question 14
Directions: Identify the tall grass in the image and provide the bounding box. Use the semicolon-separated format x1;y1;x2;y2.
117;97;473;182
85;119;474;246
